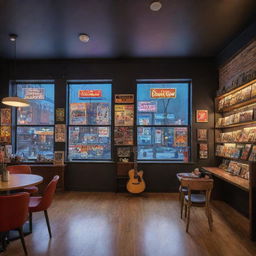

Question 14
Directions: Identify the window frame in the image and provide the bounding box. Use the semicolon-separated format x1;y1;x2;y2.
67;81;113;162
136;80;192;162
13;81;55;162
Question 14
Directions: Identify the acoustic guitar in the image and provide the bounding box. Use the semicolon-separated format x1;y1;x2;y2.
126;147;146;194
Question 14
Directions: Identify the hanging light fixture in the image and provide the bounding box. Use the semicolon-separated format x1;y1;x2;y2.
2;34;30;107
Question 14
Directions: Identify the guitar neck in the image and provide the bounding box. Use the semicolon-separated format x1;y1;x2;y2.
134;146;138;175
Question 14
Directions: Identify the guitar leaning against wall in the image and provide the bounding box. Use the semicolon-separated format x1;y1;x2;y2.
126;147;146;194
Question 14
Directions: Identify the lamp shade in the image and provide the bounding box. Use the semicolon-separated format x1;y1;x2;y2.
2;97;30;107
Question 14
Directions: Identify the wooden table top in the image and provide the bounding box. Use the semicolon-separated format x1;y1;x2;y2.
202;167;249;191
0;174;43;192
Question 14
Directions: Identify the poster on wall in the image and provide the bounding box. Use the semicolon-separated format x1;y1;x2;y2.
196;110;208;123
117;147;131;158
114;127;133;145
55;124;66;142
115;105;134;126
199;143;208;159
115;94;134;103
56;108;65;122
70;103;87;125
197;129;208;141
54;151;65;165
0;108;11;125
96;103;110;125
0;126;11;143
173;127;188;147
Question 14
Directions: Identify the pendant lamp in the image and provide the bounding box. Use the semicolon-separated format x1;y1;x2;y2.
2;34;30;107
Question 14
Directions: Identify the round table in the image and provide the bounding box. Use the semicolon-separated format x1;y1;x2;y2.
0;174;43;192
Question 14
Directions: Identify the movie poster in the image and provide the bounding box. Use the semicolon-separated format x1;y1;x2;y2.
196;110;208;123
55;124;66;142
0;126;11;143
0;108;11;125
115;105;134;126
114;127;133;145
96;103;110;125
197;129;208;141
174;127;188;147
56;108;65;122
70;103;87;125
199;143;208;159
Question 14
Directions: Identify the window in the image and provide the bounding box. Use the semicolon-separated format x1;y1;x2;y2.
15;83;55;161
137;82;190;161
68;83;112;160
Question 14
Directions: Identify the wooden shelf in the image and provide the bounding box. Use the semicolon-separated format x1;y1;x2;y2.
215;155;251;163
216;142;254;144
218;97;256;113
216;120;256;129
216;79;256;100
202;167;249;191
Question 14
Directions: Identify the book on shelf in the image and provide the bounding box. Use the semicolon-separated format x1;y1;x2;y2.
240;164;249;179
251;83;256;98
240;144;252;160
249;145;256;161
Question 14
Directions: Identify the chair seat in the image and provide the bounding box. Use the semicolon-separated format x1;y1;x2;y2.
29;196;42;211
185;194;206;203
24;186;39;194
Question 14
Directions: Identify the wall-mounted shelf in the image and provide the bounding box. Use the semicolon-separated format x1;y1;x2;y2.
203;167;249;191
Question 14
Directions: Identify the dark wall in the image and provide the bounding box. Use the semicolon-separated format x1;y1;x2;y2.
0;58;218;192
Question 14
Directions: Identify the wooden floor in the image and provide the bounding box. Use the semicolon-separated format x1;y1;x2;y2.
2;192;256;256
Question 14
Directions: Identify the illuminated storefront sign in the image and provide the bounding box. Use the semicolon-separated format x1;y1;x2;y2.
79;90;102;98
24;88;45;100
138;101;157;112
150;88;176;98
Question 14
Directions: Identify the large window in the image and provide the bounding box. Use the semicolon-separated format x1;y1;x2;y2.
68;83;112;160
15;83;55;161
137;82;190;161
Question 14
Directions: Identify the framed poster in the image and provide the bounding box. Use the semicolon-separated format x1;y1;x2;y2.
54;151;64;165
115;94;134;103
0;108;11;125
0;126;11;143
199;143;208;159
196;110;208;123
56;108;65;122
174;127;188;147
70;103;87;125
197;129;208;141
114;127;133;145
117;147;131;158
55;124;66;142
115;105;134;126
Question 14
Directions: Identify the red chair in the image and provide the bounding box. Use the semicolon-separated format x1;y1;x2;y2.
0;192;29;254
29;175;59;238
7;165;39;194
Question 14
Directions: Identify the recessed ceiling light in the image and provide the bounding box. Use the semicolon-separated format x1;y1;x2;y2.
150;1;162;11
9;34;17;42
79;33;90;43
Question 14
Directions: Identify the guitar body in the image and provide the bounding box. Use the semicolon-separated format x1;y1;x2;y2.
127;169;146;194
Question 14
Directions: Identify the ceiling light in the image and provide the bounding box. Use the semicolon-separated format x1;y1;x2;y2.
2;97;30;107
9;34;17;42
79;33;90;43
2;34;30;107
150;1;162;11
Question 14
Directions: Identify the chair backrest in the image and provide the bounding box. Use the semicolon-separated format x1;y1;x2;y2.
0;192;29;232
181;178;214;191
7;165;32;174
36;175;59;211
181;178;214;203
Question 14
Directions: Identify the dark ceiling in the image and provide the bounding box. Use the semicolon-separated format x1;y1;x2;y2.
0;0;255;59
